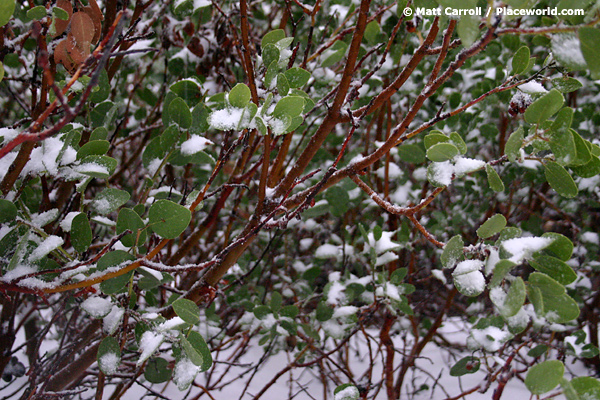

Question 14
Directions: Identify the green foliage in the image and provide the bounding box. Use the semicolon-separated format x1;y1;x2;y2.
525;360;564;395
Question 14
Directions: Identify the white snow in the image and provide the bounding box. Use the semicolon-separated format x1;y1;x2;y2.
453;157;486;177
518;81;547;93
103;305;124;335
326;281;346;305
60;212;80;232
208;108;244;130
501;237;554;263
137;331;165;365
99;352;120;375
429;161;453;185
470;326;511;352
366;231;400;254
180;135;213;155
173;358;200;390
332;306;358;318
21;137;64;176
580;232;599;245
453;260;485;296
28;235;64;262
551;34;587;69
315;244;340;259
81;296;113;319
334;385;359;400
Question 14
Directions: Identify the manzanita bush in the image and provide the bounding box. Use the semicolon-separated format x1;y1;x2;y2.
1;0;600;398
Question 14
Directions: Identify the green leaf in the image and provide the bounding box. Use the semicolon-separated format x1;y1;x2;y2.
502;277;526;318
0;0;16;27
187;331;212;371
457;14;479;48
27;5;47;20
325;186;350;217
79;155;117;179
530;255;576;285
93;188;130;215
524;89;564;125
253;305;271;319
71;213;93;253
90;127;108;141
97;250;135;271
476;214;507;239
0;199;17;223
572;155;600;178
424;132;449;149
334;384;359;400
262;29;286;47
316;301;333;321
276;73;289;96
97;336;121;375
485;165;504;192
170;79;202;102
449;132;467;154
397;144;426;164
52;6;69;20
549;125;576;166
273;96;304;119
77;140;110;160
541;232;573;261
148;199;191;239
572;377;600;399
544;161;578;198
168;97;192;129
579;27;600;79
144;358;172;383
426;143;459;162
181;335;203;367
229;83;251;108
511;46;530;75
284;67;310;88
321;40;348;68
571;131;591;167
116;208;147;247
528;344;548;358
449;356;480;376
489;259;516;287
505;127;523;162
280;305;299;318
529;272;565;296
525;360;564;395
364;20;380;44
551;77;582;93
0;61;4;83
172;298;200;325
270;291;282;312
262;44;280;71
441;235;463;268
100;270;134;294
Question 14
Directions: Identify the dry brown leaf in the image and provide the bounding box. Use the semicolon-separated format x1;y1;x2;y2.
54;38;77;73
82;7;102;44
53;0;73;38
65;34;89;64
70;12;95;48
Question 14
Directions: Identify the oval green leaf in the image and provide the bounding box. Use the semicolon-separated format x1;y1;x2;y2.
530;255;576;285
544;161;578;198
541;232;573;261
273;96;304;119
148;199;191;239
144;357;172;383
579;27;600;79
0;0;16;27
71;213;93;253
0;199;17;223
505;127;523;162
441;234;463;268
229;83;251;108
424;132;449;149
525;360;564;395
397;144;426;164
172;298;200;325
450;356;480;376
284;67;310;88
262;29;286;47
524;89;564;125
26;5;47;20
97;336;121;375
77;140;110;160
93;188;130;215
502;277;526;318
511;46;530;75
116;208;147;248
168;97;192;129
485;164;505;192
426;143;459;162
476;214;507;239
